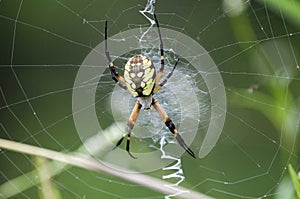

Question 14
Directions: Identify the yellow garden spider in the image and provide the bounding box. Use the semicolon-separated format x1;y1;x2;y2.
105;14;195;159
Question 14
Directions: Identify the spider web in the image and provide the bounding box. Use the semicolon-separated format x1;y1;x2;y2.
0;0;300;199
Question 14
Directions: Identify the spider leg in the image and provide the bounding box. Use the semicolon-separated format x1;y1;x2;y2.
153;14;165;86
113;100;142;158
152;97;196;158
152;58;179;95
105;21;127;90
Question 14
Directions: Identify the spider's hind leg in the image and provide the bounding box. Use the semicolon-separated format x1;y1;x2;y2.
113;135;125;150
152;97;196;158
113;100;142;159
113;134;136;159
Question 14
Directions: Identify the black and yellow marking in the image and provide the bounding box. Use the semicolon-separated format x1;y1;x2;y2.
124;55;156;97
160;53;165;71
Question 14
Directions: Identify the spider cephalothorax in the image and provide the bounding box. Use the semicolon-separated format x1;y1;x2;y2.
105;14;195;158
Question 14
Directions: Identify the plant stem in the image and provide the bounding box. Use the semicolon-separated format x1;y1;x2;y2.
0;124;214;199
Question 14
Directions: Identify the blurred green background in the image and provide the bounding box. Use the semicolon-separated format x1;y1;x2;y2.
0;0;300;198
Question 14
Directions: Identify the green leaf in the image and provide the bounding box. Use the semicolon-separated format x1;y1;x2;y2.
255;0;300;27
288;164;300;198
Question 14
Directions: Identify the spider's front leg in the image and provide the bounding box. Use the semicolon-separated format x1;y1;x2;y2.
113;100;142;158
152;59;179;95
104;21;127;90
153;14;165;86
152;98;196;158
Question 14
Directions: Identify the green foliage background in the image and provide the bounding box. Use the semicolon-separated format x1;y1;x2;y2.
0;0;299;198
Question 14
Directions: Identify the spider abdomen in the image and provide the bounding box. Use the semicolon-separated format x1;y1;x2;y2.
124;55;156;97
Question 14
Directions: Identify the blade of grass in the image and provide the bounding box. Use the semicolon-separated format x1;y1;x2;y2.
35;157;62;199
255;0;300;27
0;124;121;198
288;164;300;198
0;124;214;199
